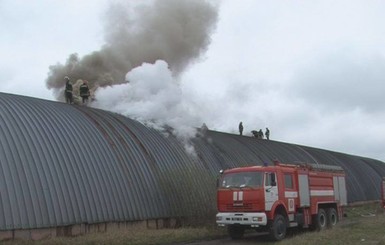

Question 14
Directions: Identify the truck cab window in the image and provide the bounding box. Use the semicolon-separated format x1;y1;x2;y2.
265;172;276;186
284;174;293;189
221;172;263;188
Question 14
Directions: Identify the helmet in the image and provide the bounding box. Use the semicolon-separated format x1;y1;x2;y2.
64;76;70;81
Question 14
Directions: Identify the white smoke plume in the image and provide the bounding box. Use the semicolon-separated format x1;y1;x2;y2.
92;60;202;155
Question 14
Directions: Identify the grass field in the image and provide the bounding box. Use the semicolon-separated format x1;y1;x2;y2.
3;202;385;245
278;202;385;245
2;226;225;245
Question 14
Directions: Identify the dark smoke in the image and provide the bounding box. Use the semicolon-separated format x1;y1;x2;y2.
46;0;218;101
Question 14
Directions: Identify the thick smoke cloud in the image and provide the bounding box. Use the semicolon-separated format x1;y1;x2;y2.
92;60;202;155
46;0;218;101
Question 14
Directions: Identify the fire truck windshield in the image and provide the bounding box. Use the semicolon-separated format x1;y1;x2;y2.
220;172;263;188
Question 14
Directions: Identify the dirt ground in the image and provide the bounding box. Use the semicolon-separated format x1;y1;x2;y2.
179;232;274;245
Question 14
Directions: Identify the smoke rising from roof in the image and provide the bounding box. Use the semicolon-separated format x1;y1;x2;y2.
92;60;202;155
46;0;218;101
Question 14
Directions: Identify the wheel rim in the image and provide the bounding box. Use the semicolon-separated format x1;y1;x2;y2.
277;220;285;237
330;212;337;225
320;213;326;227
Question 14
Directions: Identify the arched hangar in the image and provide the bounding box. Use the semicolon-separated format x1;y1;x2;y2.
1;92;384;237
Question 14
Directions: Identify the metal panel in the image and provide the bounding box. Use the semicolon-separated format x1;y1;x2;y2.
333;176;348;205
333;176;340;202
298;175;310;207
338;176;348;206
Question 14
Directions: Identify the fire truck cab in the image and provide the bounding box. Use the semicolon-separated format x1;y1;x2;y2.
216;161;347;241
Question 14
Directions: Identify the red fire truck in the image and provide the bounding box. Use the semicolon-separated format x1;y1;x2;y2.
216;161;347;241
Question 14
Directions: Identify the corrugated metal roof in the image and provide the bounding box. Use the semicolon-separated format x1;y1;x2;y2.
1;92;385;230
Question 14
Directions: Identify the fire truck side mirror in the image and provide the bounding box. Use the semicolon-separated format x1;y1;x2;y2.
216;170;224;188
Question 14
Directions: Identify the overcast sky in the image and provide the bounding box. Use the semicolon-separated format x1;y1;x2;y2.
1;0;385;161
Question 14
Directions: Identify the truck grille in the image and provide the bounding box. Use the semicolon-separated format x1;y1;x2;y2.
225;203;254;211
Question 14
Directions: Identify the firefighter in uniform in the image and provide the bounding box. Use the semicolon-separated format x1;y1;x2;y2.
64;76;73;104
251;130;259;138
258;129;264;139
239;122;243;136
265;127;270;140
79;80;90;104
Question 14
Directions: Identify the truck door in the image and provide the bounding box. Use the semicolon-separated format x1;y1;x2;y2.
264;172;278;211
333;176;347;206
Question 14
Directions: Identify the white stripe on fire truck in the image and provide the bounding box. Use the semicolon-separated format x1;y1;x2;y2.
239;191;243;201
284;191;298;198
310;190;334;196
232;191;244;201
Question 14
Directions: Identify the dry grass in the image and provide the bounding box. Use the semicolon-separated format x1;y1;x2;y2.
2;226;226;245
3;203;385;245
278;203;385;245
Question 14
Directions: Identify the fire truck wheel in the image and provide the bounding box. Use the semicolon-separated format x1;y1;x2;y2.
268;214;287;241
227;225;245;240
315;208;327;231
326;208;338;228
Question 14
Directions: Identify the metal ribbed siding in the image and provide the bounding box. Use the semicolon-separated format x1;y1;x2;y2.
75;107;160;220
1;94;131;229
129;124;213;217
0;92;214;230
1;92;385;231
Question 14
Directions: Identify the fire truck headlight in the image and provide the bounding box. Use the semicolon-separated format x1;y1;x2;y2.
216;216;222;221
252;217;262;222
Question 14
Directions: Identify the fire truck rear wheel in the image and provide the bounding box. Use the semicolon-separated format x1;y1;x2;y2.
326;208;338;228
268;214;287;241
315;208;327;231
227;225;245;240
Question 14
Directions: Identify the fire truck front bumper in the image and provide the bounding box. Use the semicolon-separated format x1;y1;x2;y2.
216;212;267;227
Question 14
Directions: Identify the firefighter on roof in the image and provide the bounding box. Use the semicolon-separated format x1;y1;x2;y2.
64;76;73;104
251;130;259;138
265;127;270;140
258;129;264;139
79;80;90;104
239;122;243;136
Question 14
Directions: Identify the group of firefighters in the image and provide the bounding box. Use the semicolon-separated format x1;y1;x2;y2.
64;76;90;104
239;122;270;140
